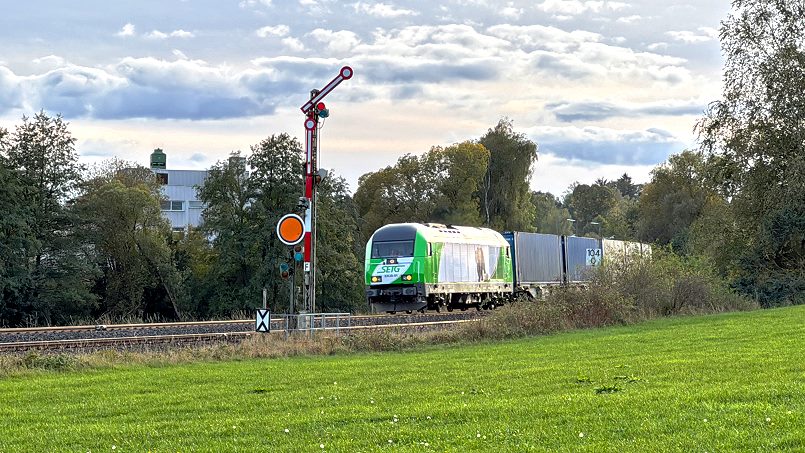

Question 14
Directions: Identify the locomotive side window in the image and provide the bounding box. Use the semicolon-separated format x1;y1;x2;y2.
372;240;414;258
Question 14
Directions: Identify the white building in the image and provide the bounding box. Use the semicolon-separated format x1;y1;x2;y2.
150;149;208;233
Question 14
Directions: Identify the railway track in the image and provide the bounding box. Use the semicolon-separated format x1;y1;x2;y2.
0;312;487;353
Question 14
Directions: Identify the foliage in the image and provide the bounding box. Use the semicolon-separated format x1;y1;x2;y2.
532;191;571;235
0;112;95;326
637;151;710;249
315;175;365;313
480;118;538;231
565;180;618;237
354;141;488;236
76;162;185;318
697;0;805;305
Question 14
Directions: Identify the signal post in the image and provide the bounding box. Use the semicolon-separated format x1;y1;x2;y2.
276;66;353;316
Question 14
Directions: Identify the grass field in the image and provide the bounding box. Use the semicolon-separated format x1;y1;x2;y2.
1;306;804;452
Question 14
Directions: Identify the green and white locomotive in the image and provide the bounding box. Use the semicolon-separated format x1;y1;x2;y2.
364;223;513;313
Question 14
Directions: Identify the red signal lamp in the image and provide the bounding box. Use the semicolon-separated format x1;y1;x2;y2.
316;102;329;118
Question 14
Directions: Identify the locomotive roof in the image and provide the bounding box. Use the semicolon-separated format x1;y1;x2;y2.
370;223;509;246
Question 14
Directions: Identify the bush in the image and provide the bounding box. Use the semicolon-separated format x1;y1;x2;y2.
589;248;756;320
21;353;79;371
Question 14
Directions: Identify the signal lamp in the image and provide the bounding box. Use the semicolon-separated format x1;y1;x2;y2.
315;102;329;118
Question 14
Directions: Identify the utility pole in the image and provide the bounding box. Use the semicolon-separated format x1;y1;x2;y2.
299;66;353;314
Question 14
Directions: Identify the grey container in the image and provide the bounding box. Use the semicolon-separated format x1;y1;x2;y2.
564;236;602;283
504;232;563;285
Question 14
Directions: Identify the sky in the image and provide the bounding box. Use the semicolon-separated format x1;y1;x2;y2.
0;0;730;196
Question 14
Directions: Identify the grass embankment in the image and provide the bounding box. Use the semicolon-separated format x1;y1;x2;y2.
1;305;804;451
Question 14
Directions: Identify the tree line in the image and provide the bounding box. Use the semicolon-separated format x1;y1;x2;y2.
0;0;801;326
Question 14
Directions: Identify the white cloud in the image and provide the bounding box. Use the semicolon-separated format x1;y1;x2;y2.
500;4;523;19
116;23;135;37
32;55;66;66
239;0;272;7
145;29;195;40
617;15;642;23
537;0;628;15
352;2;418;18
308;29;361;54
256;25;290;38
666;27;719;43
172;49;188;60
281;37;306;52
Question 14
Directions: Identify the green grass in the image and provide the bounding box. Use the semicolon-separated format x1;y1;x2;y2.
2;306;804;452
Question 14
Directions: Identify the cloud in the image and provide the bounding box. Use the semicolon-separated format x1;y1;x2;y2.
0;57;306;120
500;4;524;19
189;152;207;163
546;99;705;121
256;25;290;38
281;37;305;52
240;0;272;7
0;67;23;114
617;15;642;23
116;23;135;37
353;2;418;18
666;27;718;43
145;29;195;40
308;29;361;54
537;0;628;16
530;125;683;165
172;49;189;60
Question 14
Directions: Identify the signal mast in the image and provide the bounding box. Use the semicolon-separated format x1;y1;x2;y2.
296;66;353;313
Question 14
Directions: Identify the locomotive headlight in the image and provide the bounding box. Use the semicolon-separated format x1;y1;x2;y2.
371;276;381;283
402;274;413;281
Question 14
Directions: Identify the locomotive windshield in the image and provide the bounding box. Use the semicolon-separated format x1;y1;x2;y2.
371;240;414;258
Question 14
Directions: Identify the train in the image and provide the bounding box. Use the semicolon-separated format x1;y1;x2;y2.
364;222;651;314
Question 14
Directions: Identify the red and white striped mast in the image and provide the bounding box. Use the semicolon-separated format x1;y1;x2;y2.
299;66;353;313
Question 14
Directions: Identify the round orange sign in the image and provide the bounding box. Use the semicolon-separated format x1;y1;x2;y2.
276;214;305;245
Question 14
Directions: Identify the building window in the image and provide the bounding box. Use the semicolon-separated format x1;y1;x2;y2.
160;201;184;211
188;201;204;209
156;173;168;185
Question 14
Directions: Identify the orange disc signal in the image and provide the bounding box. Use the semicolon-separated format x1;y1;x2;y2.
276;214;305;245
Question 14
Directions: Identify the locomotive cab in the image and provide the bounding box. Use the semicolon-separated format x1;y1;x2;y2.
365;223;513;314
365;224;427;313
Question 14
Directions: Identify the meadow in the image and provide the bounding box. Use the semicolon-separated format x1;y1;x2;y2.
1;305;803;451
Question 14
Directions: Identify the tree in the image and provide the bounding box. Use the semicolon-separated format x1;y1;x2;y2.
614;173;641;199
566;181;618;236
637;151;710;249
0;153;38;325
315;175;365;313
2;112;95;325
532;191;572;235
354;152;439;236
697;0;805;304
197;152;257;315
480;119;539;231
76;162;186;319
428;142;489;226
